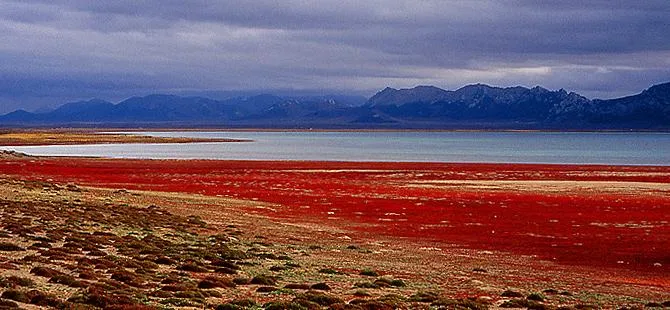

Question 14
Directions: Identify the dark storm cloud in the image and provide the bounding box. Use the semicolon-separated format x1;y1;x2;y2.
0;0;669;113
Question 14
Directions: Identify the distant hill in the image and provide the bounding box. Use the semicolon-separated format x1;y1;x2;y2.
0;94;358;127
362;82;670;129
364;84;591;124
1;82;669;129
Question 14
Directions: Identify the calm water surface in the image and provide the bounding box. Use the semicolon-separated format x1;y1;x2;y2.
2;131;669;165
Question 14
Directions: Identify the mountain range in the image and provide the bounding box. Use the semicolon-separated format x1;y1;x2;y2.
1;82;669;129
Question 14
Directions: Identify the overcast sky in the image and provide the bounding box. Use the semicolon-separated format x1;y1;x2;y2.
1;1;669;113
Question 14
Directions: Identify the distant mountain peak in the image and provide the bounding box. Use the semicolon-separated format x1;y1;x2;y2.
0;81;668;129
456;83;494;90
644;82;670;99
55;99;114;112
366;85;450;107
413;85;444;90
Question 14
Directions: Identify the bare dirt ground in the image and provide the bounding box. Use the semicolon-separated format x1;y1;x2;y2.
0;151;669;309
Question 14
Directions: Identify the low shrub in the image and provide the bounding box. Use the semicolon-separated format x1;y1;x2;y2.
210;258;241;270
174;290;206;299
318;268;340;275
2;289;30;303
256;286;278;293
353;281;379;289
228;299;257;308
250;274;277;286
202;290;223;298
177;263;209;273
527;292;546;302
409;291;440;303
269;265;289;272
111;271;144;287
4;276;35;287
310;282;331;290
284;283;311;290
197;276;236;289
153;256;176;265
28;290;68;308
49;274;86;288
352;290;371;297
359;268;379;277
232;277;250;285
214;267;238;274
30;266;63;278
294;291;343;306
373;278;394;288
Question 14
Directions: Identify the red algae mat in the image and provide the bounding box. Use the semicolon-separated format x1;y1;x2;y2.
2;157;669;276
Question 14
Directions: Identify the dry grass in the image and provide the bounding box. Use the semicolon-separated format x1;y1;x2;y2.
0;130;248;146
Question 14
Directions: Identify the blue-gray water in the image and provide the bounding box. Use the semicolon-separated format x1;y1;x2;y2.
2;131;669;165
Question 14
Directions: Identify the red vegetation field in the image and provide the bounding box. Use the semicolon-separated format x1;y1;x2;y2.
2;157;669;280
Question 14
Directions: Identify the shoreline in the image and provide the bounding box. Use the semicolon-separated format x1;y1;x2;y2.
3;150;670;169
4;127;670;133
0;130;251;146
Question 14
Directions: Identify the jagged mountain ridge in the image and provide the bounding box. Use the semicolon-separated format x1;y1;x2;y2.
1;82;669;129
366;84;591;121
364;82;670;127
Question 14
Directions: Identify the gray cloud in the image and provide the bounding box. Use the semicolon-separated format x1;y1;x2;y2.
0;0;669;113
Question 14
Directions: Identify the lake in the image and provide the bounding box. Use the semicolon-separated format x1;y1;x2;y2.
2;131;670;165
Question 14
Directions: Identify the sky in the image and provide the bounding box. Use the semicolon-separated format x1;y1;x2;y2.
1;1;669;113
